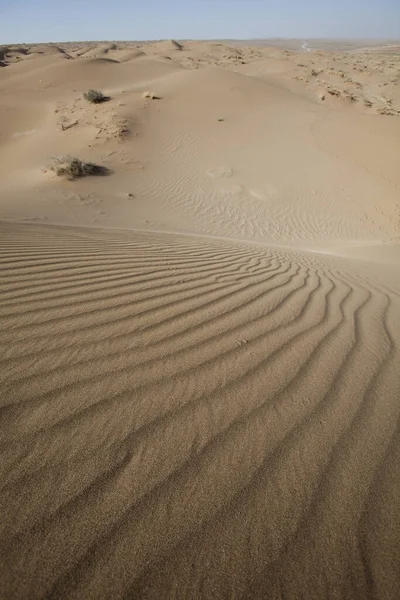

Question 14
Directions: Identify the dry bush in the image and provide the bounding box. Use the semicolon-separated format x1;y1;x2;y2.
142;90;160;100
83;89;109;104
49;156;110;179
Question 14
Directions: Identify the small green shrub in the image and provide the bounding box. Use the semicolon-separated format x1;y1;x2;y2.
50;156;110;180
83;89;108;104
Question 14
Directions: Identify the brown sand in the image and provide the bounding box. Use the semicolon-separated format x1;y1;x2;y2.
0;40;400;599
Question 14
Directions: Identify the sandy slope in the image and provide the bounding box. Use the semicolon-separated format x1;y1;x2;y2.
1;43;399;241
1;40;400;599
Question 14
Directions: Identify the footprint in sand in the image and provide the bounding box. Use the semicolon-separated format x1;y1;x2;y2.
248;183;278;201
207;166;234;179
219;184;244;198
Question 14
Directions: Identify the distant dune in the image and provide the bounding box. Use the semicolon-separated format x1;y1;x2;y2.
1;38;400;600
223;37;400;51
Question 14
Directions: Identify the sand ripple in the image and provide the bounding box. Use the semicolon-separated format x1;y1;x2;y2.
0;222;399;599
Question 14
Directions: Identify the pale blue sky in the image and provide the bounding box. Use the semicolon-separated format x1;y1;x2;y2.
1;0;399;44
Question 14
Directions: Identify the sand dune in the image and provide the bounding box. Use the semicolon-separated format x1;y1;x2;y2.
1;39;400;599
77;43;117;59
111;48;147;62
1;221;399;599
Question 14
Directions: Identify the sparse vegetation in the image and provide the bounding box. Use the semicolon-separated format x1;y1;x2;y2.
49;156;110;179
343;91;357;102
83;89;109;104
378;105;400;116
326;85;341;97
142;91;159;100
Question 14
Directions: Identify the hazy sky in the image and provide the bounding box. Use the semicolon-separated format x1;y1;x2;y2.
1;0;399;44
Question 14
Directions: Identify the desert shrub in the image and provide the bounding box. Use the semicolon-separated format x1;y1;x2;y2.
83;89;108;103
142;90;161;100
50;156;109;179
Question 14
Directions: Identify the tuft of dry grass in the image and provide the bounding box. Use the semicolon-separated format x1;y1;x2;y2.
142;90;160;100
49;156;110;179
83;89;109;104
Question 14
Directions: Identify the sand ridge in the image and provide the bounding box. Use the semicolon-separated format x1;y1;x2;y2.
0;38;400;599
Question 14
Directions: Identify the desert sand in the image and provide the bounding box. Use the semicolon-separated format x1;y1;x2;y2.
0;39;400;599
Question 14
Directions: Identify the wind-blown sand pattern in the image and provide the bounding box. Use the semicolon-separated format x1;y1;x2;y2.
1;221;400;599
1;39;400;599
